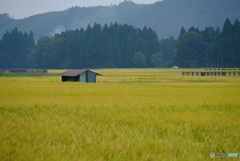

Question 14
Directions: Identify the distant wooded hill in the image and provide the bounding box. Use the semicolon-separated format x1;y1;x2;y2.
0;0;240;39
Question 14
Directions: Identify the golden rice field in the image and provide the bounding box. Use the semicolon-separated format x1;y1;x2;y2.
0;68;239;161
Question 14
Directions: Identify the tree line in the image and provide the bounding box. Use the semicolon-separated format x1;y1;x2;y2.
0;18;239;69
172;18;240;68
0;28;35;68
29;23;161;69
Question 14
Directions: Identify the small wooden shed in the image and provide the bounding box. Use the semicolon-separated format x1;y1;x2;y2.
60;69;102;83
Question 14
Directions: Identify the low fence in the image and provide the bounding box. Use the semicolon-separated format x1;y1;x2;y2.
182;71;240;76
0;69;49;75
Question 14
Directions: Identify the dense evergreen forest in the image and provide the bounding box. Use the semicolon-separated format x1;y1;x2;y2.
0;28;35;68
171;18;240;68
29;23;161;69
0;18;239;69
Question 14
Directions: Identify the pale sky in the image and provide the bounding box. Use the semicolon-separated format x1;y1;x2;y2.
0;0;161;19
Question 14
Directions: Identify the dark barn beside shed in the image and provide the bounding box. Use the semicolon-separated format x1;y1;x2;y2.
60;69;102;83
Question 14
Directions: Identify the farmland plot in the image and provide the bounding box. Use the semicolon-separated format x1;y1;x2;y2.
0;69;239;160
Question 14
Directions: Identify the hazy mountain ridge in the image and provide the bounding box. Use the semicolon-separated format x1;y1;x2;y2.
0;0;240;39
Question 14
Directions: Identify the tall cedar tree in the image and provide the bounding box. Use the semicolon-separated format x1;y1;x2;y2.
0;28;35;68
